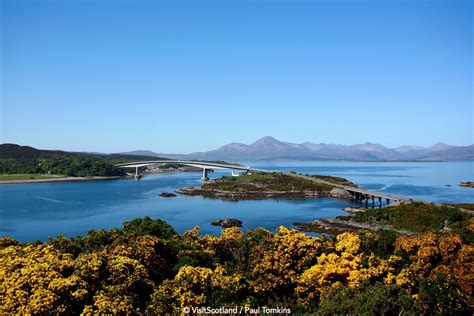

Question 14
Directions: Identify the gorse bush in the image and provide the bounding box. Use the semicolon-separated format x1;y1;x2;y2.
1;217;473;315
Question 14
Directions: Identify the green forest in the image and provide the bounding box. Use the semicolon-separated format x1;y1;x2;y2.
0;144;158;177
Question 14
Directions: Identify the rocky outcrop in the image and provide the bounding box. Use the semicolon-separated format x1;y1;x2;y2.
159;192;177;197
295;218;412;235
211;219;243;228
343;207;365;213
459;182;474;188
177;188;332;200
329;188;352;199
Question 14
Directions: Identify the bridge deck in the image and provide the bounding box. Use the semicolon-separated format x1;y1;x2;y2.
280;172;417;202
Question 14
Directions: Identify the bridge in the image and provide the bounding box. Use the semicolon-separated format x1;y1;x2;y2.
115;160;419;206
114;160;267;181
282;172;421;206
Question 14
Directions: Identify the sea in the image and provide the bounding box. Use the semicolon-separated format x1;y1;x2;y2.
0;161;472;241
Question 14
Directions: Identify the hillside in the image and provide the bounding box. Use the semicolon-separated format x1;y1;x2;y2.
0;144;164;177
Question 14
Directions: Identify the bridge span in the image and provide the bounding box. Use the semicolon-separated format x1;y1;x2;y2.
282;172;421;206
114;160;267;181
115;160;419;206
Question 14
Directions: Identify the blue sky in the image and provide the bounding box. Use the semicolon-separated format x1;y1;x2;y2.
1;0;472;153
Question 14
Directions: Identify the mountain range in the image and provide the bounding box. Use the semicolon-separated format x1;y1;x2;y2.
122;136;474;161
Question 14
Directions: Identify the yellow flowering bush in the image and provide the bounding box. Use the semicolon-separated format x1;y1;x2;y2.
251;226;323;293
0;244;87;314
0;215;472;314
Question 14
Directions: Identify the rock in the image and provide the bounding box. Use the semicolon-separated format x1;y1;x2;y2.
344;207;364;213
329;188;352;199
459;182;474;188
211;218;243;228
160;192;177;197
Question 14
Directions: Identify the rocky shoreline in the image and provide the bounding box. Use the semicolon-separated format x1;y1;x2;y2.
176;187;353;200
294;217;413;235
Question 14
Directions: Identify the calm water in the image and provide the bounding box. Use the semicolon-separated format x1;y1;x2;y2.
0;161;472;242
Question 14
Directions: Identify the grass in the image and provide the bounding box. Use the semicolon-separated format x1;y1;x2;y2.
0;174;64;181
202;172;335;192
311;175;358;187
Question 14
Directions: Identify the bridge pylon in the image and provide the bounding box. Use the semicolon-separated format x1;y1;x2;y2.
202;168;213;181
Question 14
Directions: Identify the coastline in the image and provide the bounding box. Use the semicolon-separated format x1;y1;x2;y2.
176;187;352;200
0;175;125;184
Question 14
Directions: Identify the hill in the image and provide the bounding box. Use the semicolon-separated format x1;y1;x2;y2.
0;144;165;177
121;137;474;161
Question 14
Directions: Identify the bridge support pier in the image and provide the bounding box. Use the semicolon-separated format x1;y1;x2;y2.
371;196;375;207
202;168;209;181
378;196;382;207
134;166;141;180
386;198;390;205
353;192;364;202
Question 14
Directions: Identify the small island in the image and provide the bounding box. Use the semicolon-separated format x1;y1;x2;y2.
177;172;357;200
211;218;243;228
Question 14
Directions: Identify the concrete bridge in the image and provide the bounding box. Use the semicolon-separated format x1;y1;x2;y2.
282;172;419;206
115;160;419;206
114;160;267;181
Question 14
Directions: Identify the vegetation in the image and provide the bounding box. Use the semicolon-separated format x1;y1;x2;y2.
1;213;472;314
0;174;62;181
311;174;358;187
449;203;474;211
339;202;473;242
202;172;335;192
0;144;162;178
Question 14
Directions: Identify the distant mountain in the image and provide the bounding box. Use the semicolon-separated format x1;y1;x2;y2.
428;143;455;152
119;137;474;161
119;150;186;160
415;145;474;161
183;137;469;161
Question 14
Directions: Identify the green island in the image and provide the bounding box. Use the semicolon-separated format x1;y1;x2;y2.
178;172;357;199
1;206;473;315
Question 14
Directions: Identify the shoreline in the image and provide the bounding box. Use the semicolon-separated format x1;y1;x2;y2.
294;217;412;236
0;176;125;184
176;186;352;200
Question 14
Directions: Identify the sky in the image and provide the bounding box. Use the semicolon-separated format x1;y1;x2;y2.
1;0;472;153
